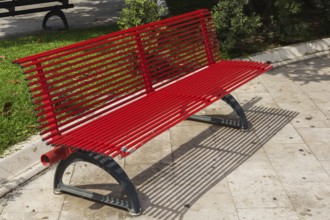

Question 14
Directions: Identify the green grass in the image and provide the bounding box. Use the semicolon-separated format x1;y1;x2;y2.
0;25;119;155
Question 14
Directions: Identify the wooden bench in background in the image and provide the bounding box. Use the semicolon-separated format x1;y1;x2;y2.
0;0;74;29
14;9;272;215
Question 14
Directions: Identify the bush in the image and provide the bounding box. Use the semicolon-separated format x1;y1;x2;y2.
212;0;262;54
249;0;307;42
118;0;163;29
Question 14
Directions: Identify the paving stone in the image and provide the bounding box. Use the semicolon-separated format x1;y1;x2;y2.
283;182;330;220
264;143;318;163
271;161;330;184
183;188;239;220
306;92;330;103
169;123;213;151
307;143;330;161
59;206;127;220
257;124;305;144
235;78;269;94
125;131;172;165
320;161;330;175
316;102;330;119
237;208;300;220
22;165;72;190
297;128;330;145
1;211;60;220
227;161;292;209
2;188;64;213
278;101;328;128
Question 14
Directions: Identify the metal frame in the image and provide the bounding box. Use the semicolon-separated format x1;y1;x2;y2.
54;150;142;216
189;94;250;131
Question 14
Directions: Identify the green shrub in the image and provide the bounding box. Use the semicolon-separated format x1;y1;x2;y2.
212;0;262;54
118;0;162;29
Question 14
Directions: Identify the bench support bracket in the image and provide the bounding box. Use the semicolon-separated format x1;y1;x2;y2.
42;9;69;30
189;94;250;131
53;151;142;216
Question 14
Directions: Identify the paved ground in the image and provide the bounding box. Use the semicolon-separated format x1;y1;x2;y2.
1;55;330;220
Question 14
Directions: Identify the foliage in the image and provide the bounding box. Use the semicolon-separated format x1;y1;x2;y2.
0;25;119;155
248;0;307;42
312;0;330;34
117;0;162;29
212;0;262;54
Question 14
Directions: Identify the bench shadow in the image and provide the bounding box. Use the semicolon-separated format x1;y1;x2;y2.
127;98;299;220
67;97;299;218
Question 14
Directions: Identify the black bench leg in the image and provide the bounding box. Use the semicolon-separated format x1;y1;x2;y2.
42;9;69;30
53;151;142;216
189;94;250;131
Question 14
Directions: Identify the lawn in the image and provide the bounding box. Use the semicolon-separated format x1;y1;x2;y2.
0;25;119;154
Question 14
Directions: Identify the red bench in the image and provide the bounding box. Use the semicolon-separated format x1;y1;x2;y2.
14;9;272;215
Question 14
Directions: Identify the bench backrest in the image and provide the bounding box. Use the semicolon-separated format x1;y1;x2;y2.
14;9;221;142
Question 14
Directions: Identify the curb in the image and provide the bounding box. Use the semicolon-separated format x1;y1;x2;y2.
0;136;50;197
245;38;330;66
1;37;329;198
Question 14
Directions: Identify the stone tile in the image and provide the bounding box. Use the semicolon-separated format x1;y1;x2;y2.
2;188;64;213
259;69;290;83
59;206;128;220
307;92;330;103
264;143;318;163
283;182;330;220
235;78;269;94
316;102;330;118
272;92;312;103
237;208;300;220
271;161;330;184
257;124;305;144
297;128;330;145
246;148;270;162
183;188;239;220
263;81;302;95
125;130;172;165
278;102;328;128
169;123;213;151
227;162;292;209
23;165;72;189
236;93;279;109
320;160;330;176
308;143;330;161
1;211;60;220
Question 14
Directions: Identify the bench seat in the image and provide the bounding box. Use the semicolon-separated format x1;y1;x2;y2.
48;60;270;157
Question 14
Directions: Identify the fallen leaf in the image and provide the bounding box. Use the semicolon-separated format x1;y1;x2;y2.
8;79;20;84
26;124;37;128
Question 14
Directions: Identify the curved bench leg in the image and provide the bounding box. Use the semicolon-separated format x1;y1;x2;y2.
42;9;69;30
53;151;142;216
188;94;250;131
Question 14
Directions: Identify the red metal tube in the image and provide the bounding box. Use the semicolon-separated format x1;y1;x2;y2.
40;147;75;167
